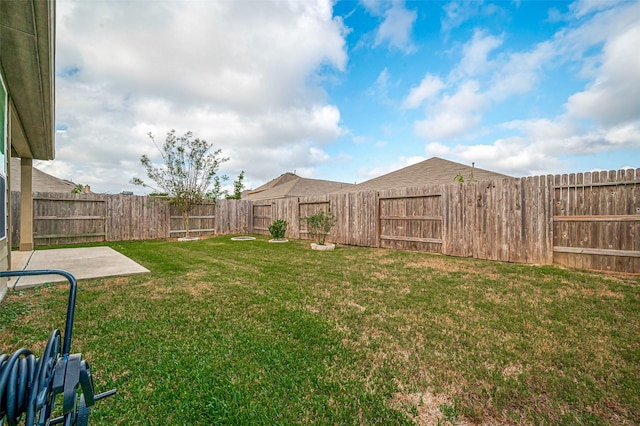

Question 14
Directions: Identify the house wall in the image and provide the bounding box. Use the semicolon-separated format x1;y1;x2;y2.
0;71;9;300
0;0;56;301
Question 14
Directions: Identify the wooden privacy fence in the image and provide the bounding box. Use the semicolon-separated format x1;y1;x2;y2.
552;169;640;273
9;167;640;273
207;169;637;273
238;179;554;265
169;202;216;238
251;203;272;234
10;192;226;246
379;189;442;253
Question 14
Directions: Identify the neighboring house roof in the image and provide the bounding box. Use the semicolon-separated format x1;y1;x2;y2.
10;158;77;193
343;157;512;192
243;173;355;201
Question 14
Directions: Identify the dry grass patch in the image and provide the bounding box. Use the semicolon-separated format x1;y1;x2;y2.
390;389;469;426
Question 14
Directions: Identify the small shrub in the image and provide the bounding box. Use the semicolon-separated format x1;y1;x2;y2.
304;210;336;245
268;219;288;239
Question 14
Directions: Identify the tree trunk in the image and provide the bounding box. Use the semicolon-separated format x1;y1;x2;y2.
183;211;190;238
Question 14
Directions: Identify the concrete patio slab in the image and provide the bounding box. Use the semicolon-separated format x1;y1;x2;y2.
9;247;150;289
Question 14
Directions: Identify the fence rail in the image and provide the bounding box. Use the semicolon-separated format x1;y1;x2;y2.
10;167;640;274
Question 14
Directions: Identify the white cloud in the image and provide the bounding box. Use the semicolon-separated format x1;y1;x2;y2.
447;119;640;176
441;1;503;37
488;40;555;101
47;0;640;192
456;30;503;78
402;74;445;109
360;0;384;16
407;0;640;178
375;68;390;87
414;80;487;140
374;1;418;53
351;135;367;144
54;0;348;193
425;142;451;157
569;0;622;18
361;0;417;53
336;152;353;162
551;1;640;65
367;67;393;98
453;138;556;175
605;123;640;145
404;30;507;140
59;1;347;110
500;117;578;140
309;147;331;163
441;1;481;35
431;111;640;177
566;25;640;126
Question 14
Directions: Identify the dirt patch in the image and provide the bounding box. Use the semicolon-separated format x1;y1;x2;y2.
370;270;392;281
182;280;212;297
345;300;366;312
578;287;625;299
404;256;505;281
358;249;399;265
137;283;174;300
87;276;134;293
390;387;471;426
502;363;525;380
305;304;320;314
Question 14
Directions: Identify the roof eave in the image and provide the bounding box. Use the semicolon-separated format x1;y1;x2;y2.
0;0;55;160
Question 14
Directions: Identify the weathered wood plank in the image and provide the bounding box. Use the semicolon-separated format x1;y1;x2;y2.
554;246;640;258
34;233;106;239
35;216;104;220
553;215;640;222
380;235;442;244
379;215;442;221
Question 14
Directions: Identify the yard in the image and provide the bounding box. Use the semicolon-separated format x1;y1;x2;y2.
1;236;638;425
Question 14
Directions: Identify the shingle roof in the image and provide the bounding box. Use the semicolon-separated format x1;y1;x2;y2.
343;157;511;192
10;158;77;193
244;173;354;201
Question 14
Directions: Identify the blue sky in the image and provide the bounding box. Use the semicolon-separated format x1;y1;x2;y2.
45;0;640;194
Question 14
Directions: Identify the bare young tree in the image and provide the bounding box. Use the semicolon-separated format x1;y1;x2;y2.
131;129;229;238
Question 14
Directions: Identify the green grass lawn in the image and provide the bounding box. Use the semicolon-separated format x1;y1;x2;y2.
1;236;639;425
